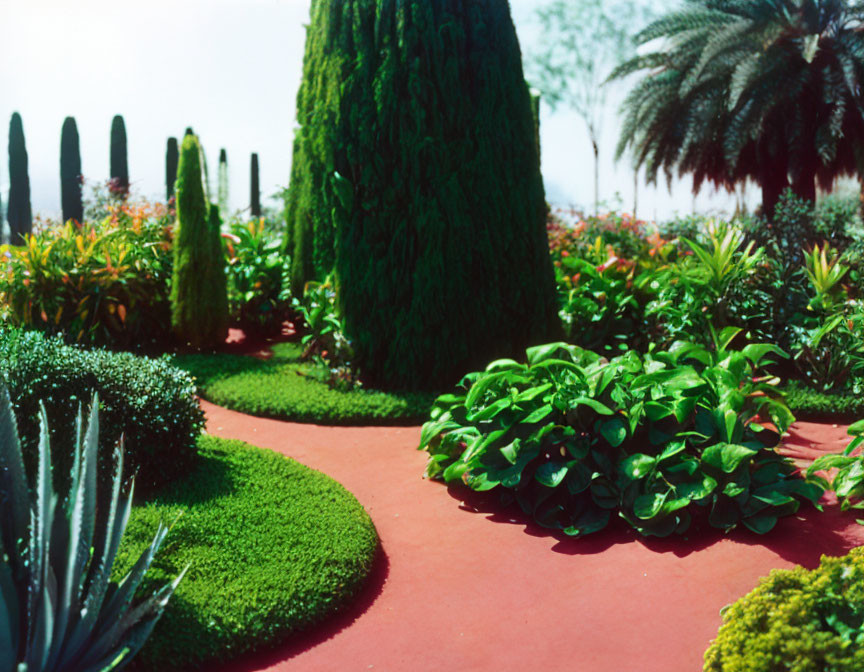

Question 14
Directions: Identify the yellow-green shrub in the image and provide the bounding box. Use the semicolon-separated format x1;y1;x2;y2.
705;549;864;671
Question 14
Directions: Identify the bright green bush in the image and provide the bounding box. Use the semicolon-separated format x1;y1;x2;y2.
421;333;822;538
287;0;560;390
704;549;864;672
118;435;379;672
0;389;182;672
0;200;174;349
0;328;203;492
173;342;433;425
170;134;229;350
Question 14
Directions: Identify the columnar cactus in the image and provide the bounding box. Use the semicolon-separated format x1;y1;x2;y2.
7;112;32;243
60;116;84;224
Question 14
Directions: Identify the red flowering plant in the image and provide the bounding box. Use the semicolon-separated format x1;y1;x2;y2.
0;197;175;349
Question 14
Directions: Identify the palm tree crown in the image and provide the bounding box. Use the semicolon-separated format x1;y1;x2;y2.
614;0;864;217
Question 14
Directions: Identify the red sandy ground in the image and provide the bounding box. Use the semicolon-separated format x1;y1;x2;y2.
206;401;864;672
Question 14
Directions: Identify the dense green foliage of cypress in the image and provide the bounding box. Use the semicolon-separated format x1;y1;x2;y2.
250;152;261;218
286;0;560;390
7;112;32;243
166;137;179;201
60;116;83;224
285;4;347;293
110;114;129;195
170;134;229;349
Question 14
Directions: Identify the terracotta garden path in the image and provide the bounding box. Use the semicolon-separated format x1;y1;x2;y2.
206;400;864;672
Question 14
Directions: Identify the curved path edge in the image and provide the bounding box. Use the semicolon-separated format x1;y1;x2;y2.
204;400;864;672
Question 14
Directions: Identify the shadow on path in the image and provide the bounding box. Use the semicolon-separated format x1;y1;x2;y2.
446;479;864;568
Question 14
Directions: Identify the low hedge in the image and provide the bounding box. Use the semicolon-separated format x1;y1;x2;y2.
117;435;379;671
173;341;434;425
704;549;864;671
784;380;864;422
0;328;203;492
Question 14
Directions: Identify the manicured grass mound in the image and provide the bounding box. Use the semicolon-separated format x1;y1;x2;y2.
173;341;434;424
0;327;203;492
784;380;864;421
118;435;379;672
704;548;864;671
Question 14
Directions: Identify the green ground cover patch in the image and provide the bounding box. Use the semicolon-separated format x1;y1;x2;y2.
784;380;864;422
173;342;434;424
116;435;379;671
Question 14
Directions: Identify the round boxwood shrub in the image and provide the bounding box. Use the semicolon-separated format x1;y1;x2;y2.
704;549;864;671
118;435;380;671
0;328;203;492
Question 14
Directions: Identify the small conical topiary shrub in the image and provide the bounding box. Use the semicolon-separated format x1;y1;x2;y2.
218;148;229;216
166;137;179;201
109;114;129;196
250;153;261;218
286;0;560;390
170;134;229;350
60;117;83;225
7;112;32;244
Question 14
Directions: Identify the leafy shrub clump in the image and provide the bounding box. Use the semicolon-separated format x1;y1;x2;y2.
704;549;864;672
0;200;175;349
0;328;203;492
173;342;433;425
808;419;864;512
294;278;362;391
117;435;380;671
421;333;822;538
223;218;293;335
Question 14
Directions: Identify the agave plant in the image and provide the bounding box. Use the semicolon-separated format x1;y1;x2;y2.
0;388;184;671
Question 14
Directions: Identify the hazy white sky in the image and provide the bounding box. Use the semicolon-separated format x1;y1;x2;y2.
0;0;748;221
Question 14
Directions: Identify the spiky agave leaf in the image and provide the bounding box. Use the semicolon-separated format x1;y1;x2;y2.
0;389;183;671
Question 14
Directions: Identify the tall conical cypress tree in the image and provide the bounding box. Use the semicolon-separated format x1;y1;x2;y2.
8;112;32;243
109;114;129;196
250;153;261;218
217;148;229;216
286;0;560;390
170;134;229;349
166;137;179;201
60;117;83;224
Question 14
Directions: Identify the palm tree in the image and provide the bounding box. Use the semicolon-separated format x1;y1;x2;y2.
614;0;864;218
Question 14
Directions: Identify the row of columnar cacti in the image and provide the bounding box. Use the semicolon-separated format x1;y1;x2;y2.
3;114;262;243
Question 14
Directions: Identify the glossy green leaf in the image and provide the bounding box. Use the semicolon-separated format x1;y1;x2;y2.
600;416;628;447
